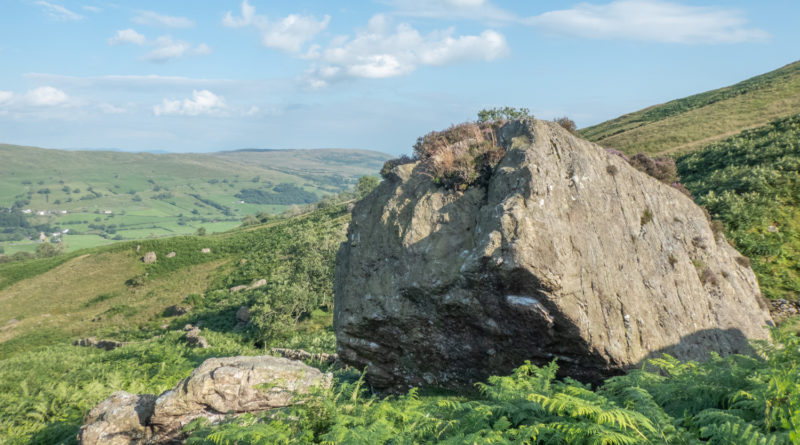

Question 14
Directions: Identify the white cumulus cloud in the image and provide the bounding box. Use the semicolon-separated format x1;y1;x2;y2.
528;0;768;44
98;103;126;114
145;36;193;62
35;1;83;21
153;90;227;116
107;30;210;62
108;29;146;45
223;1;329;53
27;86;68;106
0;91;13;104
132;10;195;28
306;14;508;86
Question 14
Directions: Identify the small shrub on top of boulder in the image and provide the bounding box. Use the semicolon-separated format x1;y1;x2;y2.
413;122;505;191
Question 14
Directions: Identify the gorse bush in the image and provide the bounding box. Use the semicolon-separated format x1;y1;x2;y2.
413;122;505;191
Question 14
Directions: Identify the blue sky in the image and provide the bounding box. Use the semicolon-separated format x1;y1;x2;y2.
0;0;797;154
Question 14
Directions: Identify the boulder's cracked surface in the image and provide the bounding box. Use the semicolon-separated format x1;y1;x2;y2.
334;119;773;392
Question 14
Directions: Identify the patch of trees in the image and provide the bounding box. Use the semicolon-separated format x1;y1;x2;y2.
188;194;232;216
236;184;318;205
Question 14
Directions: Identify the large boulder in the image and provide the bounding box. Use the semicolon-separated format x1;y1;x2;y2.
334;119;773;392
148;355;332;443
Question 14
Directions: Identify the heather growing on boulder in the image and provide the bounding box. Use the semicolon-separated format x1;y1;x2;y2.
412;122;506;190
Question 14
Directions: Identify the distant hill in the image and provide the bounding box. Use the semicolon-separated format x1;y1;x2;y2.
0;144;390;253
580;60;800;155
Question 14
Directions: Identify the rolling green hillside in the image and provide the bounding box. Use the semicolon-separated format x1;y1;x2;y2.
3;202;800;444
0;144;389;254
580;60;800;155
677;114;800;301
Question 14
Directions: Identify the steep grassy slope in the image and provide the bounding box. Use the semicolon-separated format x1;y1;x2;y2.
580;60;800;155
0;144;389;253
677;114;800;301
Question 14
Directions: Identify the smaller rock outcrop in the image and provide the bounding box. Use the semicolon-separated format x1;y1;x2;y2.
270;347;338;366
1;318;19;331
73;337;127;351
77;391;155;445
770;299;800;323
184;327;209;348
250;279;267;289
166;251;176;258
78;356;331;445
142;252;157;264
200;248;211;254
236;306;250;323
163;305;189;317
148;356;331;443
230;279;268;293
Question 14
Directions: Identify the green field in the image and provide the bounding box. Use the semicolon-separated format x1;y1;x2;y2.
0;145;390;253
580;60;800;155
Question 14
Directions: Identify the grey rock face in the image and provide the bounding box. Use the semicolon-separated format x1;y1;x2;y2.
163;305;189;317
184;327;209;348
236;306;251;323
77;391;155;445
73;337;127;351
142;252;157;264
148;355;332;443
334;119;773;392
79;356;331;444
